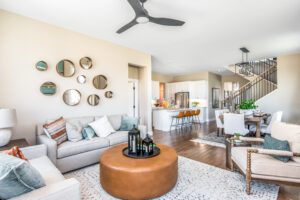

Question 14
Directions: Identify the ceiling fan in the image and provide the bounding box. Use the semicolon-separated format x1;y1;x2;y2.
117;0;185;34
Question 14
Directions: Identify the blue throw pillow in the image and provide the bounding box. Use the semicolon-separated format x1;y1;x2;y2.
263;135;291;162
119;116;139;131
0;154;45;199
82;126;96;140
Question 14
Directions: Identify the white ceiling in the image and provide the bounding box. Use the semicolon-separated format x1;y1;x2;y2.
1;0;300;75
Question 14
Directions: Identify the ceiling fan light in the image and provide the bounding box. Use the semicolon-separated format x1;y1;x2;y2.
136;16;149;24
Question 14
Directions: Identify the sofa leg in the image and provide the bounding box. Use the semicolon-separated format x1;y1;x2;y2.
246;174;251;195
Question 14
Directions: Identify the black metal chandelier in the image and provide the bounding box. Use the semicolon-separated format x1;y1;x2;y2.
235;47;254;77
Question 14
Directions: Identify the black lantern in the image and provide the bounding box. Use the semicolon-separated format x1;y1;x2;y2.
128;125;141;155
142;134;154;156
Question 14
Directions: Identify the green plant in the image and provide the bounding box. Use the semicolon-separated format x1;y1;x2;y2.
239;99;258;110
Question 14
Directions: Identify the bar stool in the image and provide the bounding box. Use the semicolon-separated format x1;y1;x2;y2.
170;111;185;132
183;110;193;127
193;109;201;125
190;110;196;125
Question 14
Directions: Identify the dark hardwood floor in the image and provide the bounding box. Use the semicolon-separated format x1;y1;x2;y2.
153;122;300;200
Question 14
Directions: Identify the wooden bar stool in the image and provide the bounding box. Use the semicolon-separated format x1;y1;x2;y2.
170;111;185;132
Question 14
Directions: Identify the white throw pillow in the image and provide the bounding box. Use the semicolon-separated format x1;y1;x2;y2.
89;116;115;137
66;121;83;142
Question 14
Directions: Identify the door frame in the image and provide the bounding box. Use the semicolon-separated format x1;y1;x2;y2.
128;79;139;118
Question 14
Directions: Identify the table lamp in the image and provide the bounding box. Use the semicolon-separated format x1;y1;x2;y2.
0;108;17;147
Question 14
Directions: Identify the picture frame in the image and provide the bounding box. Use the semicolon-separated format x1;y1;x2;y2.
212;88;220;109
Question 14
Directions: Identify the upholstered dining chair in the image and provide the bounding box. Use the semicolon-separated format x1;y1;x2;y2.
250;111;283;134
224;113;249;136
215;109;229;136
231;122;300;195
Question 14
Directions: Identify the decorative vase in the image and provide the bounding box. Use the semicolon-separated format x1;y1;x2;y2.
0;129;12;147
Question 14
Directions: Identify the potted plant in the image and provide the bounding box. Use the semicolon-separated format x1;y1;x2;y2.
238;99;258;116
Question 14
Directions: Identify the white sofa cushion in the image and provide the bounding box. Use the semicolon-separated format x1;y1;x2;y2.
89;116;115;137
232;147;300;179
271;122;300;162
106;131;128;146
29;156;64;185
100;115;123;131
57;137;109;159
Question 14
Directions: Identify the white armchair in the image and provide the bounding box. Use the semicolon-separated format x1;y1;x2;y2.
215;109;229;136
10;145;81;200
231;122;300;195
224;113;249;136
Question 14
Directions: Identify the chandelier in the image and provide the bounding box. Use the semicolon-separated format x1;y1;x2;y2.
235;47;254;77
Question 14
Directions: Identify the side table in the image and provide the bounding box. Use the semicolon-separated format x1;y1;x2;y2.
225;138;251;169
0;139;29;151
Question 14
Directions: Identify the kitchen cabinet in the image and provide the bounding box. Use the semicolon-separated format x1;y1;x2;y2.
165;80;208;103
189;81;208;99
152;81;160;100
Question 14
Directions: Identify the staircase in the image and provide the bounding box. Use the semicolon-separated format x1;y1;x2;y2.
222;58;277;110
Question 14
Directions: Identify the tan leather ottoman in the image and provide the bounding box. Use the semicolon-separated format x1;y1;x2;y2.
100;144;178;200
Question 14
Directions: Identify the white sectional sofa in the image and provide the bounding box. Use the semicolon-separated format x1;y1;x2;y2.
10;144;80;200
37;114;146;173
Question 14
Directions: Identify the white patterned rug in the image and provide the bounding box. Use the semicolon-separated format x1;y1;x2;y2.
64;156;279;200
191;132;226;148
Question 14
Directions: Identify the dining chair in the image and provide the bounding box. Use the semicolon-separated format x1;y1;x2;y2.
224;113;249;136
250;111;283;134
215;109;229;136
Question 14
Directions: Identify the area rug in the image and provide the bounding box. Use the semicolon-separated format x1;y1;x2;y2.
64;156;279;200
191;131;226;148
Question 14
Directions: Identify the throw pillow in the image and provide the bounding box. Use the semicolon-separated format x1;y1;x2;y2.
0;153;45;199
2;146;27;160
89;116;115;138
82;126;96;140
43;117;67;145
66;121;83;142
263;135;291;162
119;116;139;131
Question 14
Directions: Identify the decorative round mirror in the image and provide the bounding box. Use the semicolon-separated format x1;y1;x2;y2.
56;59;76;77
63;89;81;106
36;61;48;71
87;94;100;106
77;75;86;84
79;57;92;70
40;82;56;95
93;75;107;89
105;91;113;98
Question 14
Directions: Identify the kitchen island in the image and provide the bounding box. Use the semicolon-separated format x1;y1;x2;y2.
152;107;208;132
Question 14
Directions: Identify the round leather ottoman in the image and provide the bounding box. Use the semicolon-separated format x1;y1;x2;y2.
100;144;178;200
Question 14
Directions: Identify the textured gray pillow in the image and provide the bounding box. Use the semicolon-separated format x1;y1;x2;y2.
66;121;83;142
0;154;45;199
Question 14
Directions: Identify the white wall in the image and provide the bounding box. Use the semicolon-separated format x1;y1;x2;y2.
0;10;152;144
256;54;300;124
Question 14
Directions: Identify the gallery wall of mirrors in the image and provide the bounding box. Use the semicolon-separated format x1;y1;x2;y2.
36;57;114;106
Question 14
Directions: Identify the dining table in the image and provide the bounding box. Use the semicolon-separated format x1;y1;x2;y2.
219;113;271;138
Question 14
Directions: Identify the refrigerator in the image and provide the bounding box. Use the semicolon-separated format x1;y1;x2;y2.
175;92;190;108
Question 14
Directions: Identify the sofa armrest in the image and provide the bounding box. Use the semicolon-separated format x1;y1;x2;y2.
10;178;81;200
37;135;57;164
20;144;47;160
248;148;300;157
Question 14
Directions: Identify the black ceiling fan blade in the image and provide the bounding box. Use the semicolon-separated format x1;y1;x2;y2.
116;20;138;34
149;17;185;26
127;0;145;16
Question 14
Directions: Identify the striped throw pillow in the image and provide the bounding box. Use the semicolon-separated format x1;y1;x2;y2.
43;117;67;144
